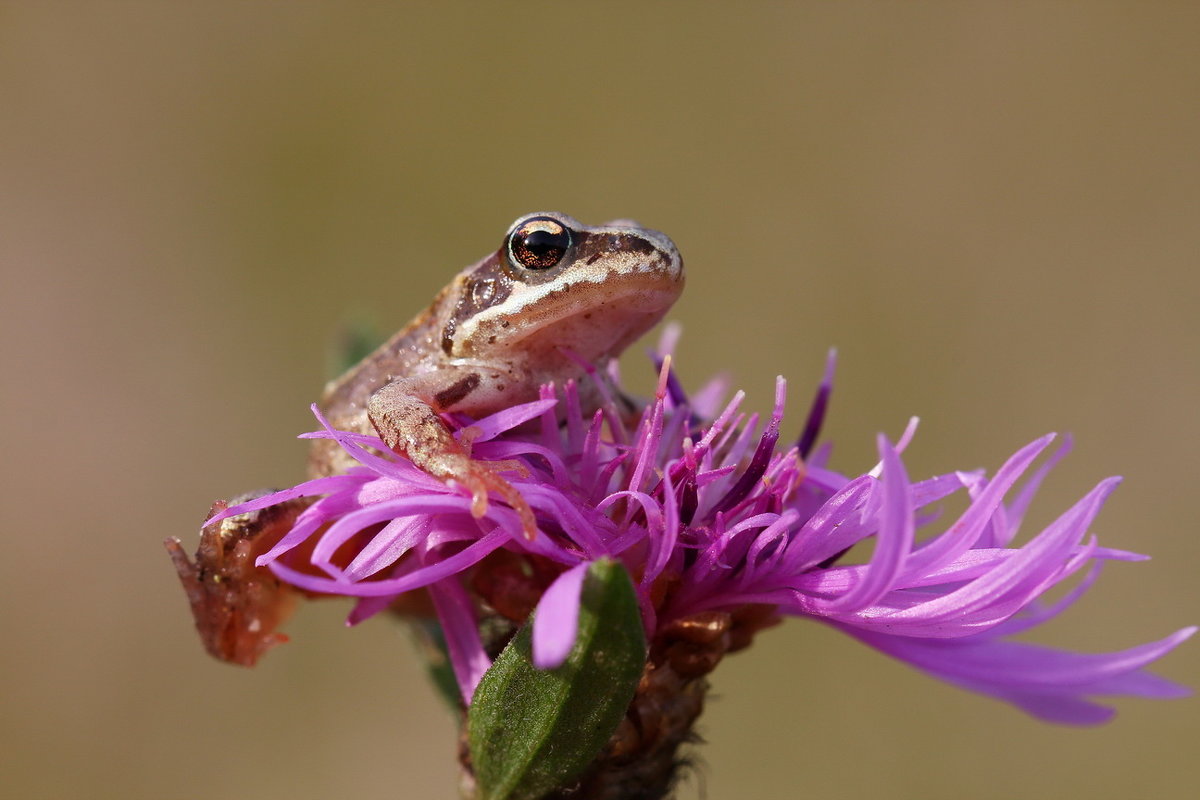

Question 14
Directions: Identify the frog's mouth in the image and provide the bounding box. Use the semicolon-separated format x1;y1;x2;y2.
457;273;684;363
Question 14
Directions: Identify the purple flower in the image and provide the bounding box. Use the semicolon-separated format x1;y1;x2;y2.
204;339;1192;724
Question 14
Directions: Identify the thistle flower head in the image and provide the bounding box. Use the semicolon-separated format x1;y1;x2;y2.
205;337;1192;725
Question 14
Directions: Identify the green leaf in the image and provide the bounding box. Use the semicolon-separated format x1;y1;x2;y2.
467;559;646;800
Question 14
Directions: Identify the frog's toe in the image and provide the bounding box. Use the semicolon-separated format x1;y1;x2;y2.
483;457;530;479
455;460;538;541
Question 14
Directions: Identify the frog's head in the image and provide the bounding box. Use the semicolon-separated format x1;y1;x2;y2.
442;212;685;364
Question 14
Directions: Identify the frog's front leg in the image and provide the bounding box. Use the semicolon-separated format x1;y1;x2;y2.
367;369;539;539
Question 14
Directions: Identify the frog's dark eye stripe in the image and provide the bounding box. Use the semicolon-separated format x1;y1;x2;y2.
507;216;573;271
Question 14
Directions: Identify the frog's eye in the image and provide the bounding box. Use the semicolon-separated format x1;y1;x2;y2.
507;216;573;271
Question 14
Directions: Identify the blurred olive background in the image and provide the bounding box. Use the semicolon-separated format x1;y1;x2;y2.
2;3;1197;799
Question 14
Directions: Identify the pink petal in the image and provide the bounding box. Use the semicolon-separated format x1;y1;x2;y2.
429;578;492;703
820;436;914;612
532;562;591;669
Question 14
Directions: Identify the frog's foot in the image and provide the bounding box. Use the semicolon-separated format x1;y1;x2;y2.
451;455;539;541
165;493;309;666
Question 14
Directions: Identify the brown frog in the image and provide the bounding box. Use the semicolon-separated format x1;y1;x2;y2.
167;212;684;665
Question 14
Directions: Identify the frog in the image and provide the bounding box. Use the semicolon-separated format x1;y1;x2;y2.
166;211;685;665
